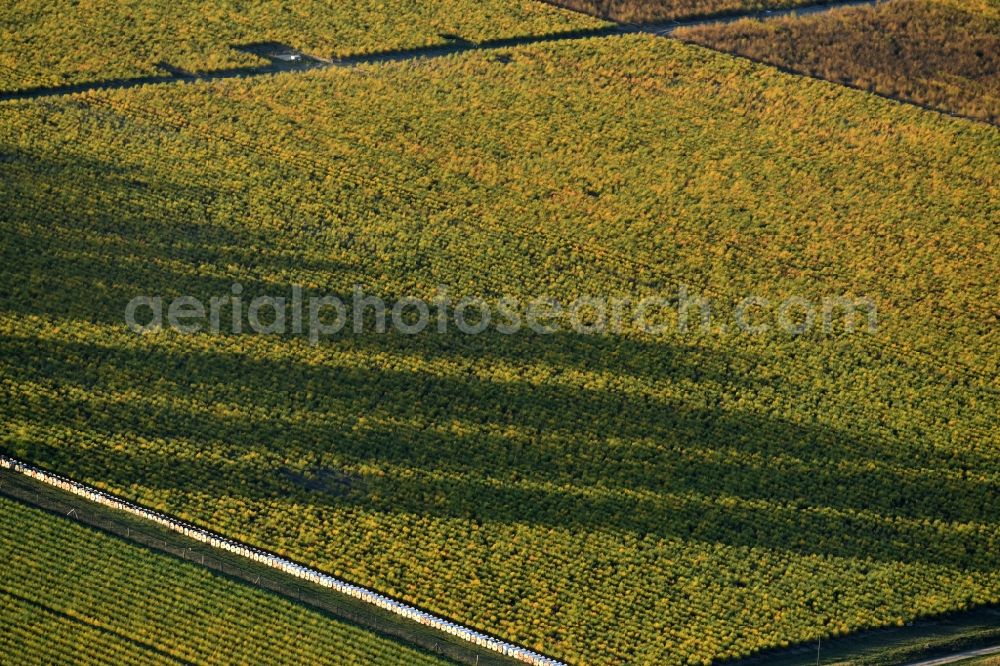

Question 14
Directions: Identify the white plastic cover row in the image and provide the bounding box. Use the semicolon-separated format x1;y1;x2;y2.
0;455;565;666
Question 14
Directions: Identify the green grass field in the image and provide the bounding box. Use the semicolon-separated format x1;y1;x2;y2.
0;494;452;665
1;30;997;665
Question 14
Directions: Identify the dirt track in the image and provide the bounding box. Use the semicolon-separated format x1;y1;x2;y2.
905;643;1000;666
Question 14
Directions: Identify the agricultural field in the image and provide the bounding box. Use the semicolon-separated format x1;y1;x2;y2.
0;0;604;93
0;494;451;665
543;0;824;23
965;656;1000;665
1;29;998;666
676;0;1000;124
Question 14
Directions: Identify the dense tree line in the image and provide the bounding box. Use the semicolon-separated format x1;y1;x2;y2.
677;0;1000;124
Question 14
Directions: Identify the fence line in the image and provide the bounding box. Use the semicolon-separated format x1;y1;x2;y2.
0;455;564;666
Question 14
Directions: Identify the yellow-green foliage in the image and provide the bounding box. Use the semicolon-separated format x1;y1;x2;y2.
0;496;450;665
1;34;998;665
676;0;1000;124
968;656;1000;666
0;0;604;92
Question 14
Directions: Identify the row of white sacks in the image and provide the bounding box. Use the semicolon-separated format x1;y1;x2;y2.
0;455;565;666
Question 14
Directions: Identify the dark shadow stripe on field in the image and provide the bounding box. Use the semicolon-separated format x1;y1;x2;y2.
0;0;888;104
0;27;623;102
1;119;997;574
3;331;998;571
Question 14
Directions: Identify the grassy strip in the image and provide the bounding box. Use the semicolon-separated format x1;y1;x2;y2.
851;629;1000;666
726;611;1000;665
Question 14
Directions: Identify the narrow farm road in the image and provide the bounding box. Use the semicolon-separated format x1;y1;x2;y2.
905;644;1000;666
618;0;881;34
